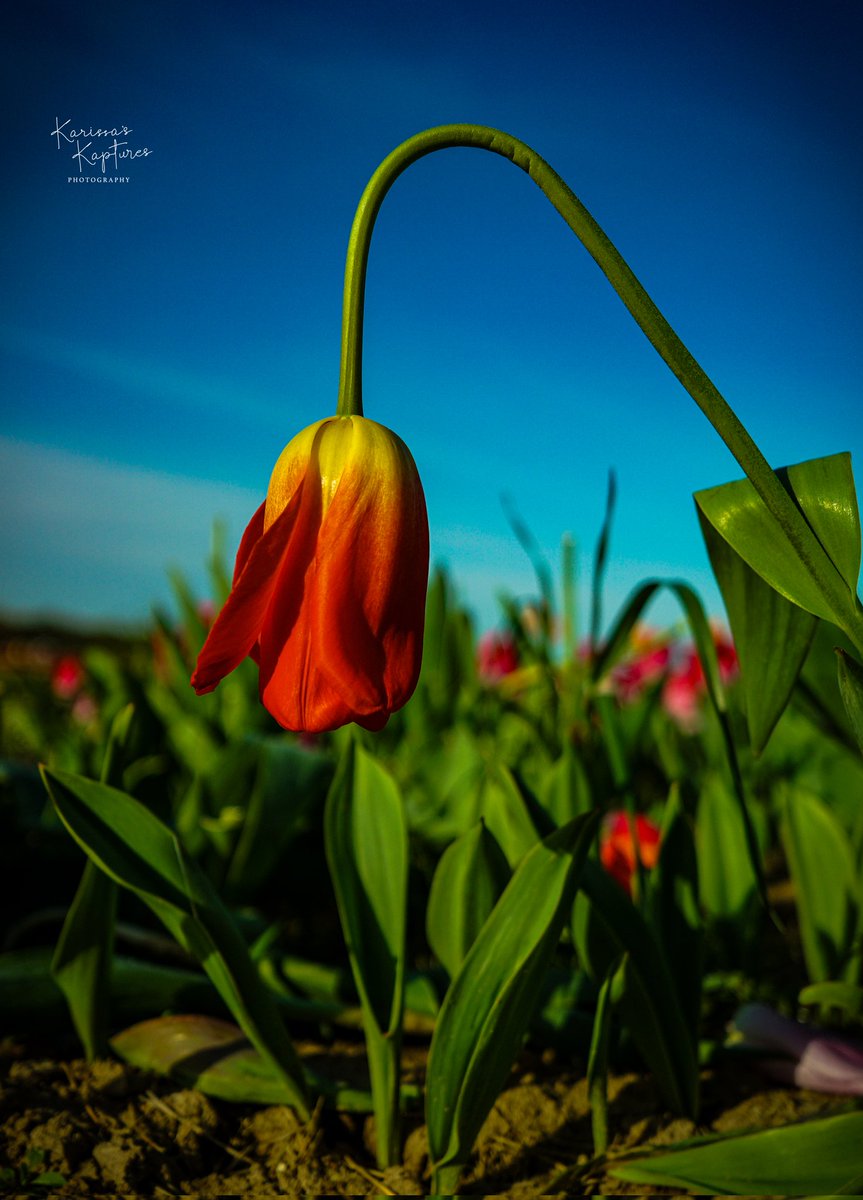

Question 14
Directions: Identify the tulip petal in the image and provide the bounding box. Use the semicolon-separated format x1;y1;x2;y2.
191;493;305;695
259;432;428;732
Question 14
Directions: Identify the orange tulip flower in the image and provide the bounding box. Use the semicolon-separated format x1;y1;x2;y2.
599;811;662;895
192;415;429;733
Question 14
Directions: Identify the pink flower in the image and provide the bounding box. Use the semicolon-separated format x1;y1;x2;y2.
662;628;738;731
477;631;519;683
612;644;671;703
51;655;85;700
734;1003;863;1095
599;811;662;895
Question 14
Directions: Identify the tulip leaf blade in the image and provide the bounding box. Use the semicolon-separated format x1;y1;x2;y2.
694;452;860;629
324;738;408;1167
837;648;863;759
426;820;510;980
695;775;762;968
426;812;598;1193
50;703;134;1060
111;1014;376;1112
698;507;817;754
647;784;703;1043
41;765;310;1118
478;761;540;868
225;738;333;898
781;787;862;985
573;859;699;1117
540;744;592;828
611;1110;863;1193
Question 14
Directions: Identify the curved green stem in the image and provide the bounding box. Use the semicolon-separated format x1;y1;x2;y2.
337;123;862;652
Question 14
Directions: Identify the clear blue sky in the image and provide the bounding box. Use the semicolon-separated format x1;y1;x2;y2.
2;0;861;636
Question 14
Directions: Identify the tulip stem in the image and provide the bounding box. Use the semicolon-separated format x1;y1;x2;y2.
337;124;861;648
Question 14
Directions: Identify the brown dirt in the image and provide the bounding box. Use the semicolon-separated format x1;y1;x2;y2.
0;1037;850;1197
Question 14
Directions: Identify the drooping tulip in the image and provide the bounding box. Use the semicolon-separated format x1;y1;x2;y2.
192;416;429;733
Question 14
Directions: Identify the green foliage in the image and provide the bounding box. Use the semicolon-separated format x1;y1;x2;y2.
42;766;310;1117
426;820;510;979
781;786;862;985
573;858;700;1117
612;1110;863;1193
426;812;597;1193
2;445;861;1186
324;738;408;1166
695;452;862;634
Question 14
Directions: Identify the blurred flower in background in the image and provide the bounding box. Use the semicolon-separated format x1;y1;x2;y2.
50;654;85;700
477;630;520;683
600;810;662;895
734;1003;863;1096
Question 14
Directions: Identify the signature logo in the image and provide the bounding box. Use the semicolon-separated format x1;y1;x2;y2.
51;119;153;181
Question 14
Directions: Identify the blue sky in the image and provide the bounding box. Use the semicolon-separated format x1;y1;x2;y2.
2;0;861;636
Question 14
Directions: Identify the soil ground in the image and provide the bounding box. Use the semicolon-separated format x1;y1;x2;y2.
0;1035;850;1197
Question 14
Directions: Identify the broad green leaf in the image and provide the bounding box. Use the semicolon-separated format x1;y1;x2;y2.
42;766;309;1117
0;946;355;1032
573;859;699;1117
647;785;702;1041
694;452;860;628
837;649;863;758
426;820;510;979
50;704;134;1059
780;453;861;595
797;620;860;752
781;787;862;984
225;739;333;898
695;775;761;968
426;812;598;1192
586;956;618;1156
112;1014;376;1111
540;744;592;828
699;508;816;753
799;980;863;1019
51;863;116;1059
477;762;540;868
324;739;407;1166
612;1110;863;1193
669;579;770;914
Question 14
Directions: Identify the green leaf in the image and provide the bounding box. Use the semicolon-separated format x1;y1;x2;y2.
695;775;761;968
540;745;592;828
41;766;309;1117
112;1014;377;1111
426;812;598;1192
592;581;659;684
50;704;134;1059
590;469;617;654
781;787;862;984
699;508;816;753
225;739;333;898
612;1110;863;1193
837;649;863;758
477;762;540;868
799;980;863;1019
694;452;861;628
426;821;510;979
573;859;699;1117
324;739;407;1166
586;957;618;1156
647;785;703;1042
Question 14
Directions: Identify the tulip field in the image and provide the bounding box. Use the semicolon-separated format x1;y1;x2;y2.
2;125;863;1194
